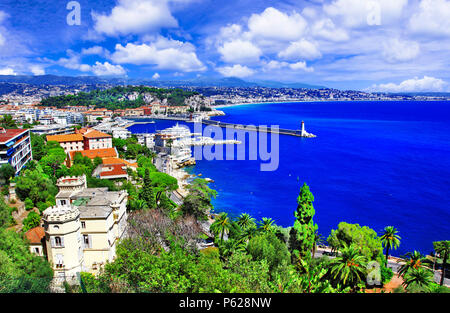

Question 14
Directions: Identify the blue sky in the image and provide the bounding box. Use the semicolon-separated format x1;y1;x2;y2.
0;0;449;91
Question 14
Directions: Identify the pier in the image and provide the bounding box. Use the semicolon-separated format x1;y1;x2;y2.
201;120;316;138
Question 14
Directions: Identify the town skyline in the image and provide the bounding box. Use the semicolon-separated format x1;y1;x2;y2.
0;0;449;92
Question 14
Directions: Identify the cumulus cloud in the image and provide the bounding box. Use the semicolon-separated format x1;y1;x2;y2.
278;39;322;61
92;0;178;36
247;7;308;41
263;60;314;72
110;37;206;72
382;38;420;63
216;64;255;78
369;76;448;92
81;46;108;57
218;40;262;63
0;67;16;75
91;61;126;76
152;72;160;79
30;65;45;75
409;0;450;36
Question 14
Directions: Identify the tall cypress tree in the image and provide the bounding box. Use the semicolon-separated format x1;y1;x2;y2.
289;183;318;261
141;168;155;209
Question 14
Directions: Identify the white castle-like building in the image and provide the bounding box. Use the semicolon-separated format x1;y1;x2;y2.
42;175;128;279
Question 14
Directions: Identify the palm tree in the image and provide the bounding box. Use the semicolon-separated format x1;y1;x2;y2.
380;226;401;266
237;213;256;230
329;244;367;290
402;267;434;292
210;212;231;242
259;217;275;233
397;251;427;278
433;240;450;286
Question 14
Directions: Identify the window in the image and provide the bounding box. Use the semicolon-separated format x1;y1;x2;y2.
83;235;92;248
81;221;85;228
54;236;63;247
60;199;66;206
34;247;40;254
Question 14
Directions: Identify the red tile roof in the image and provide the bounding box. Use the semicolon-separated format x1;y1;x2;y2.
46;133;83;143
0;128;28;144
99;164;127;177
25;226;45;244
69;147;118;160
83;129;111;139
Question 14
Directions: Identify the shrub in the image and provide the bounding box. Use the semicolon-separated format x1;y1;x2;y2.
25;198;34;210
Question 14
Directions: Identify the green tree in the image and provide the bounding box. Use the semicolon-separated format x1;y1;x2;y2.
329;244;367;290
433;240;449;286
0;163;15;185
0;115;17;128
402;267;434;292
259;217;275;233
180;179;217;220
0;228;53;292
236;213;256;230
140;168;156;209
23;211;41;232
397;251;428;278
290;183;318;261
380;226;401;266
149;172;178;204
210;212;232;242
247;232;291;271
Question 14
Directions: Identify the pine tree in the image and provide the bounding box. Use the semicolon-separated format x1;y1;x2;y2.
289;183;318;261
141;168;155;209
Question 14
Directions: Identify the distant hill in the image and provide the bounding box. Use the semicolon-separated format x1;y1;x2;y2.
0;75;324;89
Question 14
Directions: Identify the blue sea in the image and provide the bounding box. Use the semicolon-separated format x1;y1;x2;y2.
128;101;450;256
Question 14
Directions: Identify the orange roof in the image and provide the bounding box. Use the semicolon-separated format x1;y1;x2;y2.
25;227;45;244
83;129;111;139
69;148;118;160
102;157;138;168
100;164;127;177
46;133;83;143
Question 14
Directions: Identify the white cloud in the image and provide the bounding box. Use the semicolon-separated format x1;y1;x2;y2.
311;18;349;42
0;67;16;75
409;0;450;36
289;61;314;72
30;65;45;75
247;7;308;41
369;76;448;92
152;72;160;79
382;38;420;63
263;60;314;73
278;39;322;61
92;0;178;36
216;64;255;78
91;61;126;76
81;46;107;56
218;40;262;63
110;37;206;72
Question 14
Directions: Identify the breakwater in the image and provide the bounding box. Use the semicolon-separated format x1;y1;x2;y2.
201;119;316;137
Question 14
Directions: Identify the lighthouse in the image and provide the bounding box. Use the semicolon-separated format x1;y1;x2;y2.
301;121;306;136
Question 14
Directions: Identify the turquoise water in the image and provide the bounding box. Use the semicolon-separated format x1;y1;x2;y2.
128;101;450;255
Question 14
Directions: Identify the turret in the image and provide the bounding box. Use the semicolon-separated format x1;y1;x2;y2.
43;205;84;278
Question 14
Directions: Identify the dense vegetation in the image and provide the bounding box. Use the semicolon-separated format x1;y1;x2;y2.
76;182;450;293
40;86;199;109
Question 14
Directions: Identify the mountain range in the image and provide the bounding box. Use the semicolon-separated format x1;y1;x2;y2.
0;75;325;89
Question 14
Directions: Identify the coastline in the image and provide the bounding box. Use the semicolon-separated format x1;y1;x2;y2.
212;98;450;109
